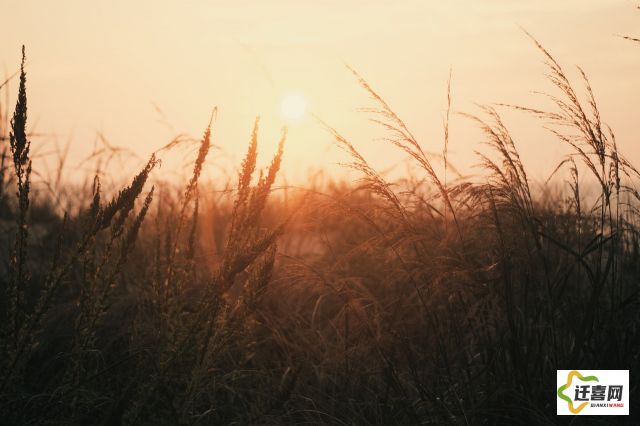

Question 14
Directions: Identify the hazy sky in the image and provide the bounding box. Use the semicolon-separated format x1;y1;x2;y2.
1;0;639;185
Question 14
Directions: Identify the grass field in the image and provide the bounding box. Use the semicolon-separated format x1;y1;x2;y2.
0;35;639;425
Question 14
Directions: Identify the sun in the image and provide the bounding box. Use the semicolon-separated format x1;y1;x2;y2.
280;94;307;121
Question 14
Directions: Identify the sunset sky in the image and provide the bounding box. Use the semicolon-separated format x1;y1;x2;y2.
2;0;638;185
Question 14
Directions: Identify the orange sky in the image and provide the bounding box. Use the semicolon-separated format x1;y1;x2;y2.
1;0;639;186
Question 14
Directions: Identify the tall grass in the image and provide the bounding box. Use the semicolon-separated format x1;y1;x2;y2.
0;30;638;425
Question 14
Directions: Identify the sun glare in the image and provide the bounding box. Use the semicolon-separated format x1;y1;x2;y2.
280;94;307;121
